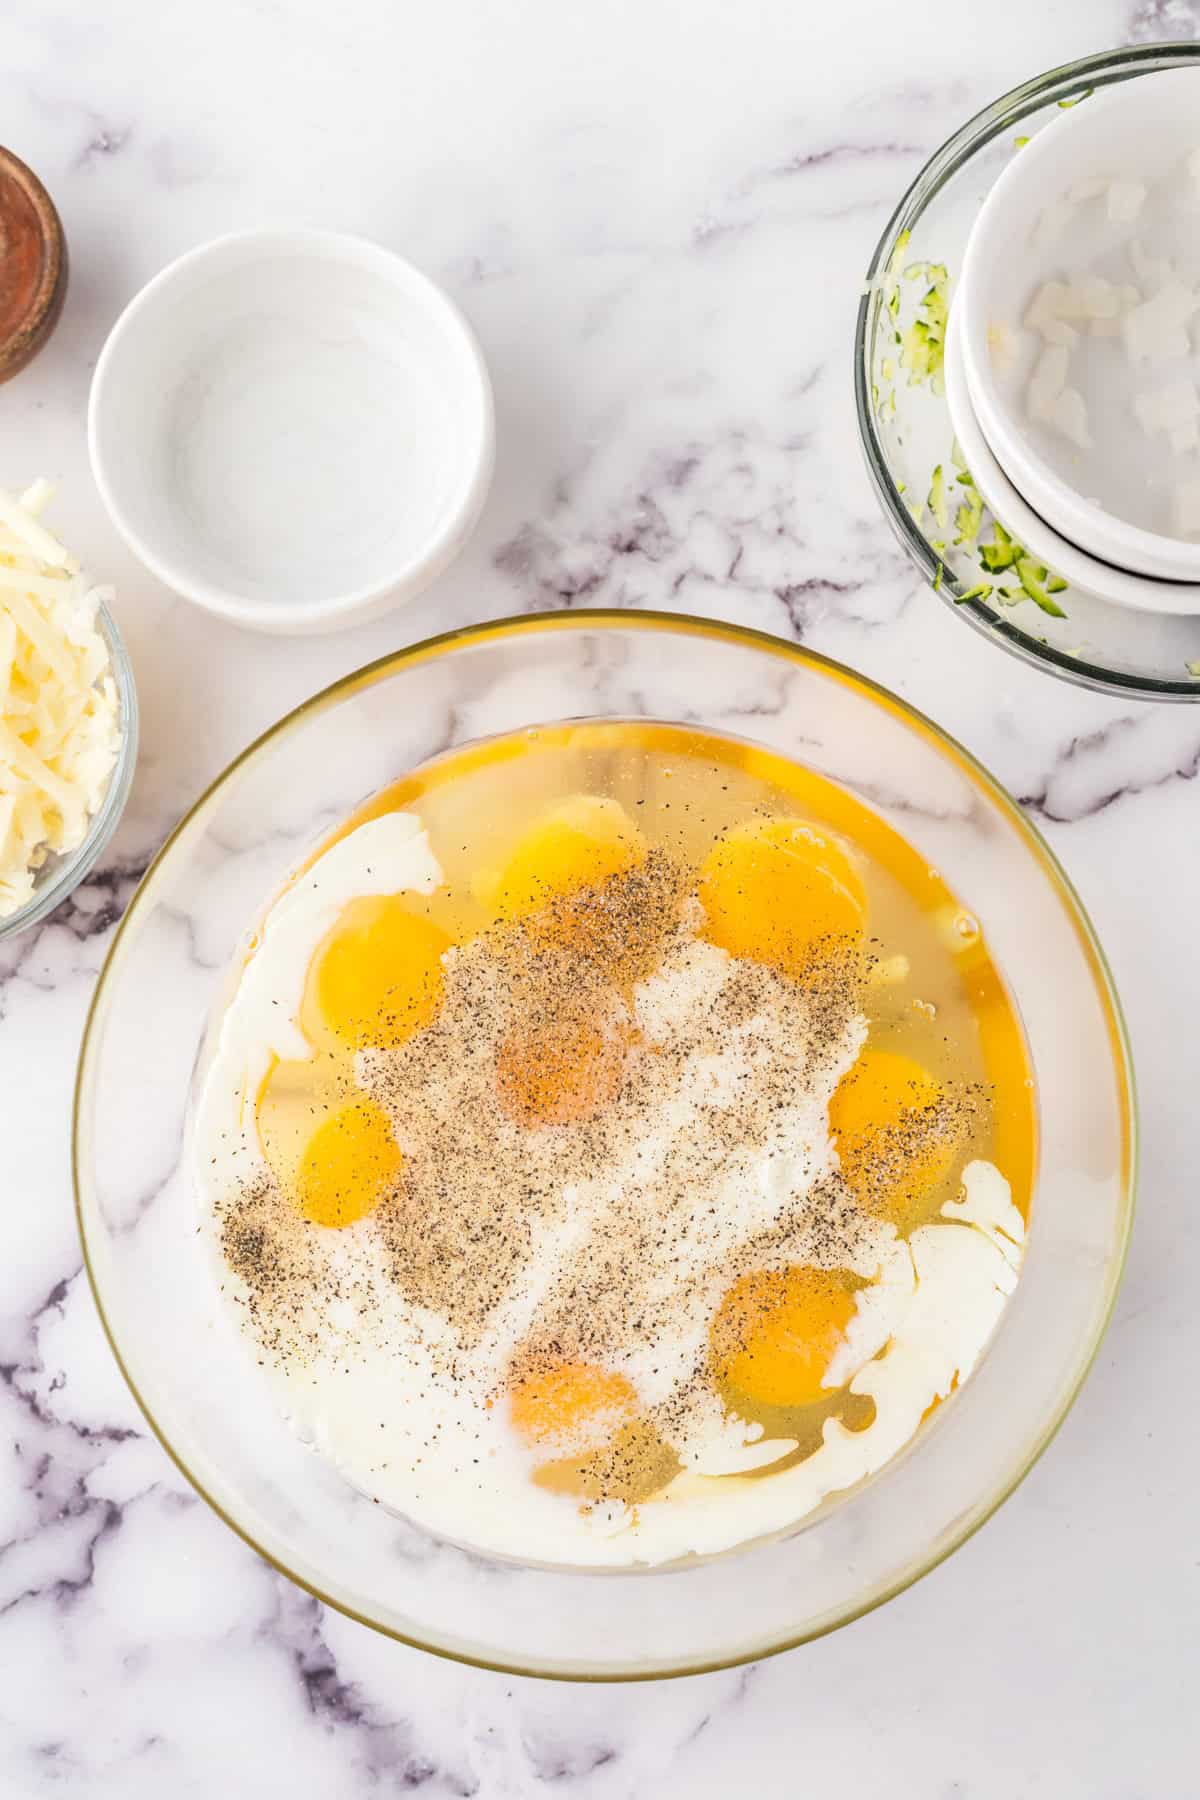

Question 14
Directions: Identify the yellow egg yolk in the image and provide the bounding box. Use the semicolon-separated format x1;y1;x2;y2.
487;795;645;926
829;1047;959;1218
508;1362;639;1454
295;1095;403;1228
495;1015;631;1128
698;816;866;980
255;1053;352;1191
311;895;450;1051
711;1265;857;1409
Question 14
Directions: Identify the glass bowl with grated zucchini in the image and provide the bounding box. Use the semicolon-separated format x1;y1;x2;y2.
856;42;1200;701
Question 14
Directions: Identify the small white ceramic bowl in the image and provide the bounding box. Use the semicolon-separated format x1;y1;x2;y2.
89;230;494;633
957;69;1200;585
946;316;1200;616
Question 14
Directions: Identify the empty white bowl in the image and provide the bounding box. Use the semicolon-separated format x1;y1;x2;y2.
89;230;494;633
957;69;1200;585
945;315;1200;616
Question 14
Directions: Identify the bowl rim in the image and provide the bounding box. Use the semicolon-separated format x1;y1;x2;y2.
72;608;1137;1680
87;226;496;633
956;69;1200;586
944;314;1200;616
854;39;1200;700
0;599;139;940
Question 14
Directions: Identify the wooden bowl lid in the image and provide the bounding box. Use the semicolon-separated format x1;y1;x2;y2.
0;148;67;383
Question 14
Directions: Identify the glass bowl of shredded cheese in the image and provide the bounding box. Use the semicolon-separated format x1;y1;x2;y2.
0;480;136;938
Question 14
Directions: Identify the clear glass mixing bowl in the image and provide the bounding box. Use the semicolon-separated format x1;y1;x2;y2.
74;613;1134;1679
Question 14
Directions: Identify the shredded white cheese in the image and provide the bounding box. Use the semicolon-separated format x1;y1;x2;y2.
1122;279;1196;367
1049;385;1093;450
1129;237;1174;295
1133;379;1200;452
1090;282;1141;338
1024;277;1140;349
1010;161;1200;543
1107;179;1147;225
0;483;122;919
1067;176;1109;205
1027;343;1068;420
1031;199;1073;252
1024;280;1082;348
1025;334;1093;451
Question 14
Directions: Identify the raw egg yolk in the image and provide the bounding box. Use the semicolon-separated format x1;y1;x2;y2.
256;1053;353;1195
711;1265;856;1409
295;1095;403;1228
698;816;866;979
508;1362;638;1454
488;795;645;924
311;895;450;1051
495;1015;629;1127
829;1048;958;1217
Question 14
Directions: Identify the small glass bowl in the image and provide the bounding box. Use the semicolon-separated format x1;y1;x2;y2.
855;41;1200;701
0;602;139;940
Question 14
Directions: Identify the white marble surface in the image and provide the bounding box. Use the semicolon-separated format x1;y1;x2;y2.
0;0;1195;1792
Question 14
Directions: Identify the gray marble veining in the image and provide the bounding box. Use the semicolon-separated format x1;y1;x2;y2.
0;0;1193;1792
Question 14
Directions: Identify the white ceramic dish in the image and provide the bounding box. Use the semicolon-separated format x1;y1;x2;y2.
957;69;1200;585
945;317;1200;617
89;230;494;634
